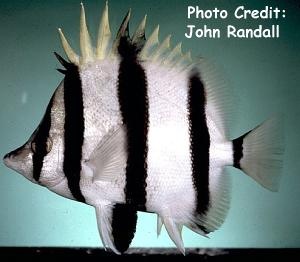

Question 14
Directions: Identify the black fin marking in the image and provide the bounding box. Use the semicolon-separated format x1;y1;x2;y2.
111;204;138;253
232;132;249;169
116;10;131;39
188;71;211;224
131;20;146;52
111;10;131;54
132;35;146;52
56;68;67;75
118;36;140;59
232;118;284;192
117;37;149;210
63;63;85;203
54;52;72;69
32;96;54;182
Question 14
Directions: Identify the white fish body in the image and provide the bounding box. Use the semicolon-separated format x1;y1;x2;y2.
3;3;284;255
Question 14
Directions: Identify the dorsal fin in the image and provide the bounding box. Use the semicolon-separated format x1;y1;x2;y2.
110;9;131;56
54;52;72;69
80;3;94;64
96;1;111;60
58;28;80;65
163;42;182;65
151;34;171;62
140;25;159;59
57;3;193;69
132;15;147;51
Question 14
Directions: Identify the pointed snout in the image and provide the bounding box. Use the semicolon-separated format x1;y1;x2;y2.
3;152;10;160
3;145;36;182
3;145;25;169
3;151;13;168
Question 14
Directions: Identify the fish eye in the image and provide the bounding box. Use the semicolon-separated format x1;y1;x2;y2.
31;137;53;154
31;142;37;153
46;137;53;153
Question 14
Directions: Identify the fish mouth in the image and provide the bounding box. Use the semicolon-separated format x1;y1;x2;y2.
3;144;27;171
3;149;35;184
3;152;18;172
3;149;25;175
3;152;13;169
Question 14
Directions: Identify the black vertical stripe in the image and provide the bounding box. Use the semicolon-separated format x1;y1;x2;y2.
117;37;149;209
63;64;85;203
233;131;250;169
111;204;138;253
188;72;211;219
32;96;54;182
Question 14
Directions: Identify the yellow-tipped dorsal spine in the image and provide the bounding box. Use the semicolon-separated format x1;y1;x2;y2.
58;28;80;65
179;51;193;71
184;51;192;63
151;34;171;62
140;25;159;59
181;51;193;66
80;3;94;64
163;42;182;65
96;1;111;60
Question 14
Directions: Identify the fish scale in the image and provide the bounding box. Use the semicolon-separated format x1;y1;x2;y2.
80;60;121;160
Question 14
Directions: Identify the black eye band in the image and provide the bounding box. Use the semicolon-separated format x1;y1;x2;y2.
32;96;54;182
31;137;53;154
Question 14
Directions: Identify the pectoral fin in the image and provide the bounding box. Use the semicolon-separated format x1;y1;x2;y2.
87;126;127;183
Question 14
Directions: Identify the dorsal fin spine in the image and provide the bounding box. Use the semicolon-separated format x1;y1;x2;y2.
58;3;193;69
131;15;147;51
80;3;94;64
163;42;182;65
96;1;111;60
58;28;80;65
110;9;131;56
151;34;171;62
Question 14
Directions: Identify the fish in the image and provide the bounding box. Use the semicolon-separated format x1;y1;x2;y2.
3;2;284;255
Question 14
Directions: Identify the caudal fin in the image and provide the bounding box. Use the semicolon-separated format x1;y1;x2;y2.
232;117;284;192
